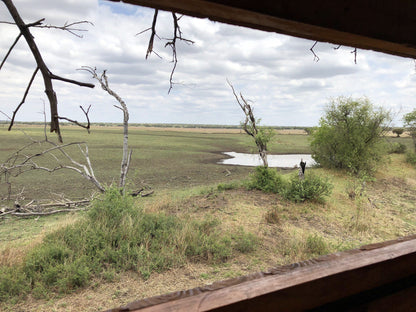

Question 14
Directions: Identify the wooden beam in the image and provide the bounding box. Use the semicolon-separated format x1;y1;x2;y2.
107;235;416;311
108;0;416;59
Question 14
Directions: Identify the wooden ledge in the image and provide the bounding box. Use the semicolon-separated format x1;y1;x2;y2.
107;235;416;311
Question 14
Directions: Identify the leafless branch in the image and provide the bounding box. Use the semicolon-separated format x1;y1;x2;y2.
35;20;93;38
57;105;91;132
0;32;21;70
1;0;95;141
1;138;105;193
138;10;194;93
310;41;320;62
0;19;92;38
0;110;12;120
8;67;39;130
146;9;158;59
351;47;357;64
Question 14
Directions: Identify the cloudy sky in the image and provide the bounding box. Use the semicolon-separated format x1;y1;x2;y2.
0;0;415;127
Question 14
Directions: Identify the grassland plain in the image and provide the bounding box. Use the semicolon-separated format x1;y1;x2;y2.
0;124;415;312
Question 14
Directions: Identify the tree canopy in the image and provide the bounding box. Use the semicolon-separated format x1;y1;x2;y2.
310;96;391;175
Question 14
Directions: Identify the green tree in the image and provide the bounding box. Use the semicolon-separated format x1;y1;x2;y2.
403;110;416;152
392;128;404;137
310;96;391;175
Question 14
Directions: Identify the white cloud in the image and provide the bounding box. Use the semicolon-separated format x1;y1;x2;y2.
1;0;415;128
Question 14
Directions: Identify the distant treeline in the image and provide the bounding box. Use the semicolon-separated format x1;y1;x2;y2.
0;121;312;130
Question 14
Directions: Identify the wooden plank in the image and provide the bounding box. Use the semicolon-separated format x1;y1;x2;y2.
108;0;416;58
107;235;416;311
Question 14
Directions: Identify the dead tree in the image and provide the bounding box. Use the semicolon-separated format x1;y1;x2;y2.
227;79;274;167
1;0;94;142
79;67;132;191
0;138;106;194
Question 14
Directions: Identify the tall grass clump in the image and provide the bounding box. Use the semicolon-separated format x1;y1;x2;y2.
0;187;258;301
246;166;285;193
284;173;333;203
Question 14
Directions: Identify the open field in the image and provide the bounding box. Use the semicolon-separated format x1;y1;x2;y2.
0;125;415;311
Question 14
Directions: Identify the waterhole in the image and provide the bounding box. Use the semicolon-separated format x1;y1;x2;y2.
218;152;316;168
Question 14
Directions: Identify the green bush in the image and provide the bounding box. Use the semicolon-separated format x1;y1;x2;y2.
217;181;239;191
388;142;407;154
0;266;30;301
311;96;391;175
406;152;416;166
284;173;333;203
233;228;258;253
246;166;285;193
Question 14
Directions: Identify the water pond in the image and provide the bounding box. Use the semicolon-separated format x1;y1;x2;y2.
218;152;316;168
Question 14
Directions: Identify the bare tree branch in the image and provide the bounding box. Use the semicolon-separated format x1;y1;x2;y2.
310;41;320;62
351;47;357;64
138;10;194;93
0;32;21;71
1;0;94;141
146;9;159;59
1;138;106;193
0;19;92;38
34;20;93;38
57;105;91;132
8;67;39;131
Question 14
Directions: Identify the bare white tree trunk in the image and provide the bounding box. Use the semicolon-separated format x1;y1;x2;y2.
227;79;270;167
81;67;132;191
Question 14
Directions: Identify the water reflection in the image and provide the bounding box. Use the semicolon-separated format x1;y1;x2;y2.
218;152;316;168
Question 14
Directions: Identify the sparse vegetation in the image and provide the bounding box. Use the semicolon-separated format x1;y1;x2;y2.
0;187;259;301
0;126;415;312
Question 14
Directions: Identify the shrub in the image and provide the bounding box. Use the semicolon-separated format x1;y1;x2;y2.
246;166;285;193
310;96;391;175
388;142;407;154
233;228;258;253
406;152;416;166
0;266;30;301
217;181;239;191
185;217;233;263
284;173;333;203
305;234;328;256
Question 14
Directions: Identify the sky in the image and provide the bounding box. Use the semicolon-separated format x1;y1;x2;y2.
0;0;415;127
